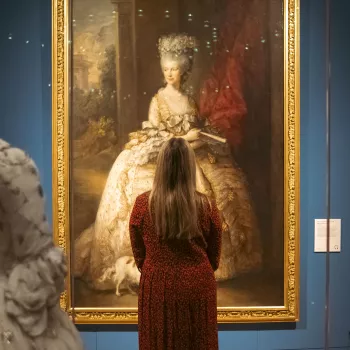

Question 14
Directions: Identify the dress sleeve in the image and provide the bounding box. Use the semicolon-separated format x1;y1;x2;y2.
148;96;160;127
129;195;146;271
206;201;222;271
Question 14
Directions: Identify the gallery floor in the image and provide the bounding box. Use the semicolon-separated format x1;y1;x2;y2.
73;270;284;308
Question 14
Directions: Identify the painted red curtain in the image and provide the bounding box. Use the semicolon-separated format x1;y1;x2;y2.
199;0;268;147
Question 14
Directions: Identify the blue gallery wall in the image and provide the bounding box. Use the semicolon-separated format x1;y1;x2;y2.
1;0;350;349
0;0;52;222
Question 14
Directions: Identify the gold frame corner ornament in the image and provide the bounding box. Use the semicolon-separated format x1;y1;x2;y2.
52;0;300;324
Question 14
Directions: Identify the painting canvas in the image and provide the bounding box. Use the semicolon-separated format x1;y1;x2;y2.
52;0;300;323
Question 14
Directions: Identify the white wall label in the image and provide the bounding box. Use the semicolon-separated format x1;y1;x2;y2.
314;219;341;253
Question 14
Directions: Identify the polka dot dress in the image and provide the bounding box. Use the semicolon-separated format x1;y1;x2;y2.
129;192;222;350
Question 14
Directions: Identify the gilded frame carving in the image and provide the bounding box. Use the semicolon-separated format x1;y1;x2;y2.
52;0;300;324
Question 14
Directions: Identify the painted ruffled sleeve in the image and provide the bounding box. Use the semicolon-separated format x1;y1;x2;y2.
148;96;160;127
124;94;173;165
206;201;222;271
129;195;147;271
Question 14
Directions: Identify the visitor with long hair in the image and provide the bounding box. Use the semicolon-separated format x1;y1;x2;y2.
129;137;222;350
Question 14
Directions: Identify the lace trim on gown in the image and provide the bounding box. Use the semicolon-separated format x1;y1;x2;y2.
123;92;198;165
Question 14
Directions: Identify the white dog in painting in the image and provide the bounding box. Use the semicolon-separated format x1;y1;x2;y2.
99;256;141;296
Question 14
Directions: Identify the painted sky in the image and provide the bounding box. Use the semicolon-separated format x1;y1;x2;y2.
72;0;115;87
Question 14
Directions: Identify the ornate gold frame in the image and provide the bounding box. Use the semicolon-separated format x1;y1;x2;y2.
52;0;300;324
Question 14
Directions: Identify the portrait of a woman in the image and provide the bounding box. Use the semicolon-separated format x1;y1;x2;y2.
74;32;262;292
69;0;286;311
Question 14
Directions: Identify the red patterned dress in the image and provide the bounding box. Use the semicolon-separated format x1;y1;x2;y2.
129;192;222;350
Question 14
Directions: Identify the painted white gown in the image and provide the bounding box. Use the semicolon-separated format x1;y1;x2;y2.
74;90;262;290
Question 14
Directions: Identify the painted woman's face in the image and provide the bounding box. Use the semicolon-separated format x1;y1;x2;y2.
162;59;181;87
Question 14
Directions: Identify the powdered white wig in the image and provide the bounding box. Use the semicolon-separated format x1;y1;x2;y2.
158;33;198;84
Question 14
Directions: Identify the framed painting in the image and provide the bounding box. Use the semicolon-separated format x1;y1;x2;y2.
52;0;300;323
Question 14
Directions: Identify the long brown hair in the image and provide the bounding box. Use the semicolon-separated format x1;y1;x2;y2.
149;137;204;240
